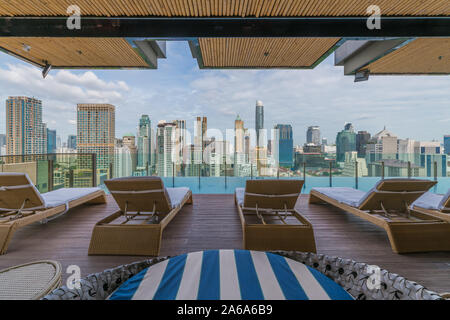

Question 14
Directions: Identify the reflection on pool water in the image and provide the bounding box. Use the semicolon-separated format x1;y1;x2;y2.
100;177;450;195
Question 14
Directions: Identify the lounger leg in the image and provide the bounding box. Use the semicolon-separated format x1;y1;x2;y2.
86;194;107;205
0;224;16;255
186;192;193;205
308;192;324;204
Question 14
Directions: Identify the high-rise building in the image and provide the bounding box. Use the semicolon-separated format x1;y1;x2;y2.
122;133;137;174
0;134;6;147
6;96;47;156
137;115;151;169
366;127;397;161
356;131;371;157
274;124;294;168
47;129;57;153
306;126;321;145
336;123;356;162
255;100;266;174
0;134;5;155
235;115;244;154
173;120;187;164
157;121;176;176
67;135;77;150
194;116;207;164
77;104;115;172
255;100;264;147
444;135;450;155
0;134;5;156
56;135;61;149
322;138;328;146
344;123;354;131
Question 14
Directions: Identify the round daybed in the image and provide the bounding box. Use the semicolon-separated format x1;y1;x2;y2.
43;251;443;300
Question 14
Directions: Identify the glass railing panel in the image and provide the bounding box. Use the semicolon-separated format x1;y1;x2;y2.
0;153;96;193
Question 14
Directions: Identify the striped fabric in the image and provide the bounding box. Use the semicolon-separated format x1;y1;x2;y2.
109;250;353;300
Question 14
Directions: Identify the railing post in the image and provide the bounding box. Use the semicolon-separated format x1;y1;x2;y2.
92;154;97;187
198;163;201;190
303;162;306;188
146;161;149;176
251;163;253;180
433;161;437;181
48;158;54;192
109;162;113;179
172;162;175;187
355;160;358;189
329;161;332;187
381;161;385;180
407;161;411;178
277;166;280;179
224;158;227;189
69;169;74;188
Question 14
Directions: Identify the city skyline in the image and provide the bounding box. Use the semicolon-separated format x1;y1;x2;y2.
0;42;449;145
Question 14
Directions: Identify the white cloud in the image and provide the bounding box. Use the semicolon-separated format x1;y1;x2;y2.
0;63;130;139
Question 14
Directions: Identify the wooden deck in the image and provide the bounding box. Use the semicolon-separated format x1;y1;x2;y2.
0;194;449;294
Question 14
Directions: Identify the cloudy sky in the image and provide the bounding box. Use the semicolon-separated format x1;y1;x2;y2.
0;41;449;146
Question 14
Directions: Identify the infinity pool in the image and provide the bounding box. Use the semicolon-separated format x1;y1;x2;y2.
152;177;450;194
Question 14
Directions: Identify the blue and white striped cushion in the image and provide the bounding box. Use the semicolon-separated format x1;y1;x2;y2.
109;250;353;300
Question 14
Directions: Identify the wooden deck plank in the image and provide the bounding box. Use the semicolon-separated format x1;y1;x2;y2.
0;194;448;294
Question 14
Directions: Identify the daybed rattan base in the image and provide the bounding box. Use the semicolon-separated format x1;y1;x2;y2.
309;190;450;254
235;194;316;253
88;191;193;256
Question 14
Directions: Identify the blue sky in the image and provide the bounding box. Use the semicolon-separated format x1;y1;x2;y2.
0;41;449;145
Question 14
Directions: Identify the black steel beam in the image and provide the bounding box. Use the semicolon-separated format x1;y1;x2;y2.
0;17;449;38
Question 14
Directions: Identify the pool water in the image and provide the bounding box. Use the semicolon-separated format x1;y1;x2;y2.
153;177;450;194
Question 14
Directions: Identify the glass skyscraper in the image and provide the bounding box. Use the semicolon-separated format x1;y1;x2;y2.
275;124;294;168
47;129;56;153
67;135;77;150
306;126;321;145
255;100;264;147
445;135;450;155
336;123;357;162
137;115;152;168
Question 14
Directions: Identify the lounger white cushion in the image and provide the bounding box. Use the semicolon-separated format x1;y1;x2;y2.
235;188;245;206
41;188;101;208
166;187;190;208
412;190;450;211
312;187;368;208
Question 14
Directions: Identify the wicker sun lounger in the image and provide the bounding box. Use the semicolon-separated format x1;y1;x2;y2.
309;179;450;253
0;173;106;255
88;176;193;256
235;179;316;252
411;189;450;223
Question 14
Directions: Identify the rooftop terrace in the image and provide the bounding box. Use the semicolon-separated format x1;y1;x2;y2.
1;194;448;294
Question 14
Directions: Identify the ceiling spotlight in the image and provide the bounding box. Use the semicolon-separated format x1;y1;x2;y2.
42;62;52;79
354;69;370;82
22;44;31;52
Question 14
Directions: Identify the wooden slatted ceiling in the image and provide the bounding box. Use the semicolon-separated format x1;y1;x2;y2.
0;38;148;68
364;38;450;74
0;0;449;17
199;38;340;68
